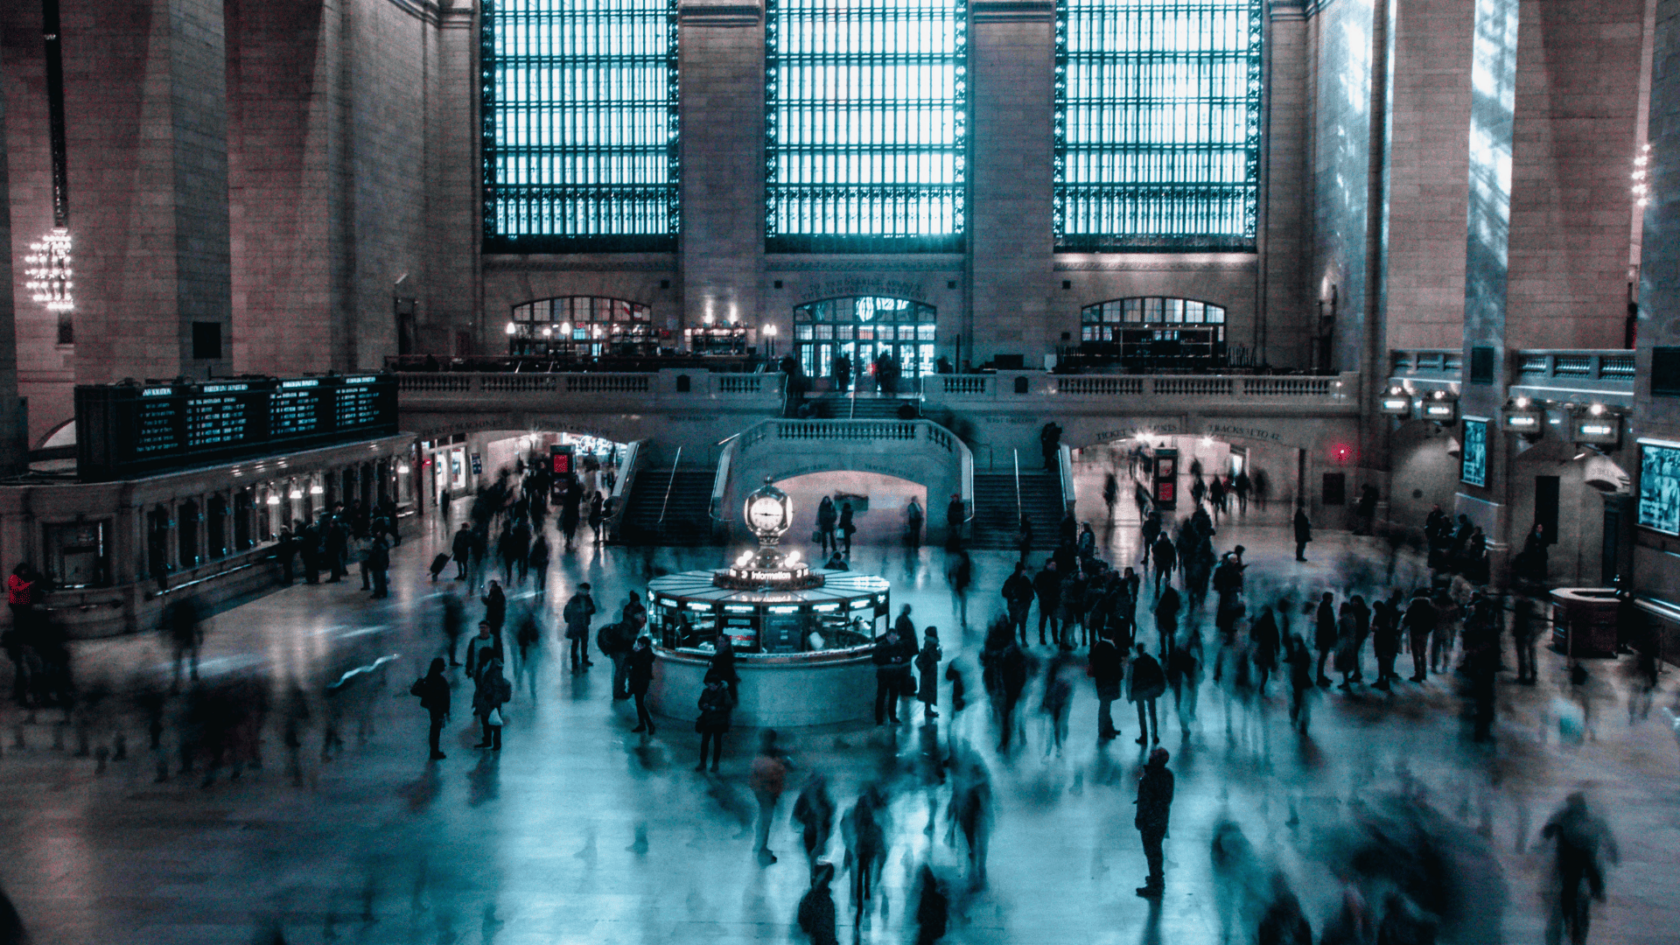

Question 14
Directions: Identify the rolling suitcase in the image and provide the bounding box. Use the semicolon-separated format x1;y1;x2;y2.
429;553;452;581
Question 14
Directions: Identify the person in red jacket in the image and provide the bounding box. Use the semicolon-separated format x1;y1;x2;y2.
6;564;39;705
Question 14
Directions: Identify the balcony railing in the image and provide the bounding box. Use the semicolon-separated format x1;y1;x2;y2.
396;370;776;402
926;371;1357;406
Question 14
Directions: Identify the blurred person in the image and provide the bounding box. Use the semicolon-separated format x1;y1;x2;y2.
527;531;550;593
481;579;507;637
409;658;451;760
947;756;993;886
627;635;656;734
1152;532;1177;598
750;729;792;864
842;785;890;924
1167;626;1202;739
1512;595;1539;685
1001;561;1033;645
1371;594;1402;691
1404;589;1437;683
1255;872;1312;945
1041;649;1076;756
367;535;391;599
1210;820;1262;945
1133;747;1174;897
1541;792;1619;945
817;495;838;555
905;496;924;551
472;659;510;751
792;772;836;870
163;596;206;693
912;863;949;945
839;501;857;555
563;583;596;673
797;862;838;945
441;591;467;666
1319;884;1374;945
1315;593;1337;687
1286;635;1313;735
513;607;543;701
1034;560;1062;646
588;491;605;546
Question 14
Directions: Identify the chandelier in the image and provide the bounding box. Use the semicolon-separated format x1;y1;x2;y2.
24;228;74;312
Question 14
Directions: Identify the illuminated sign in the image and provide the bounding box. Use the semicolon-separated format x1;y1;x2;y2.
1574;417;1621;447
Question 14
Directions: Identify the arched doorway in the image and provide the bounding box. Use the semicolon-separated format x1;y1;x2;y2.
794;296;936;384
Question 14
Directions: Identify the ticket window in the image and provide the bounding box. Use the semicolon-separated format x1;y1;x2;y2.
42;521;111;589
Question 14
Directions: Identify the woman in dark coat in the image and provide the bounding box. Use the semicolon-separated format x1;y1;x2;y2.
695;673;731;772
707;633;740;706
915;627;942;720
627;635;656;735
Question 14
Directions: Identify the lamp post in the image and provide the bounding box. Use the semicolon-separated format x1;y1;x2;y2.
763;323;778;358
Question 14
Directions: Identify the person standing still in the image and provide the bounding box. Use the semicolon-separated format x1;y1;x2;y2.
564;584;596;673
1090;630;1124;740
410;658;451;759
839;502;857;556
1293;506;1312;562
905;497;924;552
695;673;731;772
1129;644;1166;745
627;635;656;734
1134;747;1175;898
915;627;942;721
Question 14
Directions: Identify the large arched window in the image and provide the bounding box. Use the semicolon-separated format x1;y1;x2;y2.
766;0;968;252
1080;296;1226;368
507;296;655;356
1054;0;1262;250
481;0;679;251
795;297;937;381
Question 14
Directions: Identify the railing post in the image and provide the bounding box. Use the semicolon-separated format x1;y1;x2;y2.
657;446;682;528
1012;448;1022;529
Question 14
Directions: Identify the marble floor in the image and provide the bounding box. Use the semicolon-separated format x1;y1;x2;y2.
1;508;1677;944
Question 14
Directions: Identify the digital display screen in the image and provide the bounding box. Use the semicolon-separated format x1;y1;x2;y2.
1638;441;1680;536
76;374;398;481
552;451;572;476
1461;418;1488;487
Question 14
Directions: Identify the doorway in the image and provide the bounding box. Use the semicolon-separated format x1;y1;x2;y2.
1535;475;1560;546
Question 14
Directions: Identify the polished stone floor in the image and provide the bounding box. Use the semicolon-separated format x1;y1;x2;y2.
2;505;1678;944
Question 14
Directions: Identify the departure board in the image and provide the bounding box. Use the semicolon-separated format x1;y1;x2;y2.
75;374;399;481
186;382;260;450
271;379;325;439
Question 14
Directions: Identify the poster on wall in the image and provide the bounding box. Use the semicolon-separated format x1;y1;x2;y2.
1461;418;1489;487
1637;439;1680;536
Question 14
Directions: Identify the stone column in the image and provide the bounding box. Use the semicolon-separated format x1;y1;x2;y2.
967;0;1054;366
678;0;765;333
0;41;25;472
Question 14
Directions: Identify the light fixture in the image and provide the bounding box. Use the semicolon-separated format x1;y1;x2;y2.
397;462;411;474
1588;403;1606;416
288;485;304;500
266;493;281;506
1504;398;1543;437
504;321;517;336
1379;385;1411;416
24;228;74;312
764;324;778;337
309;482;324;495
1633;143;1652;208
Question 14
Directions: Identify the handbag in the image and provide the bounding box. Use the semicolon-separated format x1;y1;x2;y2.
487;707;504;727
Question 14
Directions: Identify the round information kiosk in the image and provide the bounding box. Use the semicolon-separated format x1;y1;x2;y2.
647;479;889;727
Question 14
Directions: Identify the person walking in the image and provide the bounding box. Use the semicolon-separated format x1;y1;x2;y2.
905;497;924;552
471;659;511;751
1129;644;1165;745
627;635;656;734
792;772;837;870
838;501;857;555
797;862;840;945
1133;747;1175;898
588;492;605;546
367;535;391;599
750;730;791;864
564;583;596;673
1001;562;1033;645
409;657;451;760
915;627;942;721
1151;532;1177;598
1541;792;1619;945
1293;506;1312;562
1090;629;1124;740
441;592;467;667
695;672;731;772
1286;635;1313;735
945;493;965;552
451;522;475;580
527;531;551;593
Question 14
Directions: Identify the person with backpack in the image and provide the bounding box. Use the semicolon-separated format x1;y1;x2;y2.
472;658;511;751
564;583;596;673
600;617;635;700
410;657;451;760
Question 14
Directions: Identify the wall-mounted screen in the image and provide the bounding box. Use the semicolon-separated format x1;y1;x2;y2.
1637;440;1680;536
1461;417;1488;487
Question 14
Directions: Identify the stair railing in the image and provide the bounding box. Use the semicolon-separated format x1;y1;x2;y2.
1057;443;1076;515
657;446;682;528
1012;448;1023;529
603;439;642;541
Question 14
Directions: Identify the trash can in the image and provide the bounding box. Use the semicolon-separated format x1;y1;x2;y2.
1548;588;1620;658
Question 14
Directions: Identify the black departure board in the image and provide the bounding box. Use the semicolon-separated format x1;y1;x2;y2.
75;374;399;481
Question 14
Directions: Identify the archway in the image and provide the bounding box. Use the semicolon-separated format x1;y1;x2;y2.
771;471;929;554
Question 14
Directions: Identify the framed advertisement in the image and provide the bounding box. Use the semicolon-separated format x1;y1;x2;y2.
1461;417;1489;487
1637;439;1680;536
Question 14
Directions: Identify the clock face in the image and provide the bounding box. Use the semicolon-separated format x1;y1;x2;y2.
748;498;785;531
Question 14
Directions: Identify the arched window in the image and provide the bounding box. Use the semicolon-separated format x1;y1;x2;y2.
481;0;679;251
1080;297;1226;368
508;297;656;357
794;297;937;381
1054;0;1262;250
766;0;968;251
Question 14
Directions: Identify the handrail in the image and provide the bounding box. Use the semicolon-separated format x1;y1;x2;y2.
710;438;735;525
1057;443;1076;515
604;439;642;540
960;442;976;525
657;445;682;528
1012;449;1023;529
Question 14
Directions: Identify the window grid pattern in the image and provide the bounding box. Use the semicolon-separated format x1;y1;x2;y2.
482;0;679;251
1054;0;1262;250
509;296;655;355
1080;296;1225;341
766;0;968;251
794;297;938;379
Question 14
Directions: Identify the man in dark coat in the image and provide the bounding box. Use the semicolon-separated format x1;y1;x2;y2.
563;583;596;673
1134;747;1175;897
1403;590;1437;683
1033;561;1061;646
1089;630;1124;740
1314;592;1337;687
367;536;391;599
1151;533;1177;598
945;494;966;551
1129;644;1166;745
1001;562;1034;645
451;522;475;580
873;615;914;724
1293;506;1312;562
628;636;656;734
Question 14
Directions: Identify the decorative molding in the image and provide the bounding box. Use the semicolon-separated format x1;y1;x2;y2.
385;0;444;26
1054;254;1257;272
765;255;964;272
679;0;763;25
483;254;677;273
971;0;1055;22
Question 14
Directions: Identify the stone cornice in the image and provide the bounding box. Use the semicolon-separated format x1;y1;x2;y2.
971;0;1055;23
679;0;763;26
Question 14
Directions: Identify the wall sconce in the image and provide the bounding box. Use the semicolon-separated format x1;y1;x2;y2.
1503;396;1543;438
1378;385;1411;416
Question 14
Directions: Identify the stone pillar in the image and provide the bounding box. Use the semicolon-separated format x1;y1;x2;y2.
967;0;1054;366
0;41;25;472
1258;1;1312;370
678;0;764;333
61;0;234;387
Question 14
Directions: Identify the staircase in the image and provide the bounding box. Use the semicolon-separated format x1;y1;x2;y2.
970;471;1065;551
619;463;719;546
803;394;920;420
